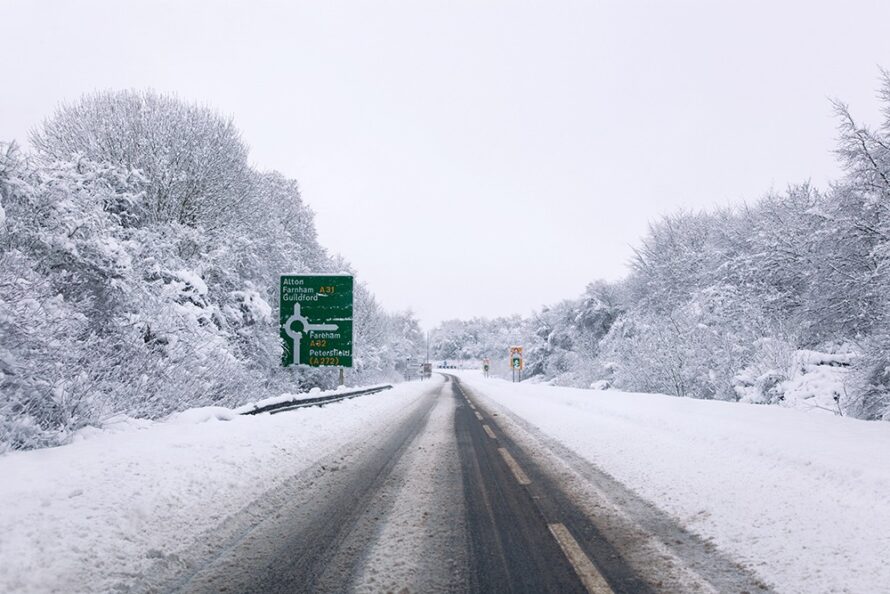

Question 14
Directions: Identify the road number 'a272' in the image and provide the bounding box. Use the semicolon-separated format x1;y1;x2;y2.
309;357;340;366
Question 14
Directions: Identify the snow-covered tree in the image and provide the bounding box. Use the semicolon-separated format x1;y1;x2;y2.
1;91;425;451
31;90;251;230
435;71;890;421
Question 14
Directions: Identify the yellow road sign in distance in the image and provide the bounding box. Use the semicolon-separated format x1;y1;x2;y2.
509;346;524;370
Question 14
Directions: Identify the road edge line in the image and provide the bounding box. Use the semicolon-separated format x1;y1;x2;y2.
498;447;532;485
548;523;614;594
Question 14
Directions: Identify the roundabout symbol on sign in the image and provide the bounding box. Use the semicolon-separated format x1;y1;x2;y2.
283;302;339;362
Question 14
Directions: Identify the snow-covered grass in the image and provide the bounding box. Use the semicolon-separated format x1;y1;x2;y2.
0;379;439;593
456;370;890;594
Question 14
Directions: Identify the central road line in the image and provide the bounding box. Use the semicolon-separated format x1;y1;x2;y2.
497;447;531;485
549;523;615;594
474;411;483;421
453;375;590;592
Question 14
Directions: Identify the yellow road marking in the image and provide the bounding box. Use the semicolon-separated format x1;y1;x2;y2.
475;411;483;421
548;523;614;594
483;424;497;439
498;448;531;485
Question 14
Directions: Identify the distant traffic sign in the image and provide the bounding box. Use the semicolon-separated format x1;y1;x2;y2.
280;274;353;367
509;346;524;382
509;346;524;370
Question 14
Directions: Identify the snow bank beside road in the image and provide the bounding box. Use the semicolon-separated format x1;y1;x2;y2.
0;379;438;593
456;371;890;594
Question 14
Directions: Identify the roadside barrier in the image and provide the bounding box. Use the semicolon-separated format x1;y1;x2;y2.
240;385;394;416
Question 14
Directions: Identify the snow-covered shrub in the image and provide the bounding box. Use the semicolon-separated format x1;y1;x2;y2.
0;250;100;451
596;313;681;396
733;337;796;404
779;349;853;415
848;337;890;420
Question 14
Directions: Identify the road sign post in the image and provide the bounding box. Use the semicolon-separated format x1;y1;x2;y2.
280;274;353;369
509;346;523;382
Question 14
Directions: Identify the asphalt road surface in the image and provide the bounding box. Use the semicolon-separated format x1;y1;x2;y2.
165;375;771;594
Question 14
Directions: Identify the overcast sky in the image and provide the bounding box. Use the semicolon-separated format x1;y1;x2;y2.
3;1;890;328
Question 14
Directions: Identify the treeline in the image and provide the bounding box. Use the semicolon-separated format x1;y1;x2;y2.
433;73;890;422
0;90;424;451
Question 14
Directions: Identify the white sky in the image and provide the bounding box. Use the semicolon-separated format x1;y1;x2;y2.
3;0;889;328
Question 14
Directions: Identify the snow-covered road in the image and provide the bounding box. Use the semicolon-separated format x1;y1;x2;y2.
3;372;888;593
1;380;447;593
178;377;468;593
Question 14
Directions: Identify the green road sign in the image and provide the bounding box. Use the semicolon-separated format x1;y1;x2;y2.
280;274;353;367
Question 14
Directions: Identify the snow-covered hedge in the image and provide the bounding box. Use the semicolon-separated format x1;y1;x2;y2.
431;72;890;421
0;91;424;452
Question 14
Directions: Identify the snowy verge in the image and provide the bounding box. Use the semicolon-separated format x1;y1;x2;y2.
0;378;441;593
455;370;890;594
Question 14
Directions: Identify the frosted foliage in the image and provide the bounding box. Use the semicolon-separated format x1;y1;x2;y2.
432;72;890;421
0;92;424;451
30;90;251;230
430;315;529;376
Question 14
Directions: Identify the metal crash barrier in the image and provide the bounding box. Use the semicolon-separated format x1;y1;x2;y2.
240;385;394;416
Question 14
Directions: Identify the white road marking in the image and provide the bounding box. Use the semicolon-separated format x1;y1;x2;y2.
475;411;483;421
569;478;719;593
498;448;531;485
483;425;497;439
548;523;614;594
500;422;720;593
456;376;719;592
